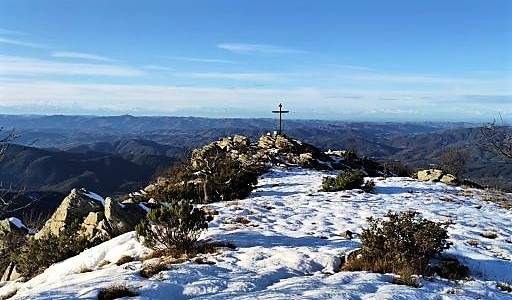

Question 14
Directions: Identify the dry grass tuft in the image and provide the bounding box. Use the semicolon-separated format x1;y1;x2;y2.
115;255;135;266
97;284;138;300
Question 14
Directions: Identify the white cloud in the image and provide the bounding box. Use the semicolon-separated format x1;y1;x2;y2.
0;37;46;48
51;51;115;62
166;56;237;64
179;72;298;81
0;28;26;35
0;80;509;120
0;55;145;77
217;43;307;54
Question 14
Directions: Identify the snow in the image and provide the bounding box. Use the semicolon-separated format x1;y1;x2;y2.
139;203;150;213
8;217;27;230
85;191;104;205
3;168;512;299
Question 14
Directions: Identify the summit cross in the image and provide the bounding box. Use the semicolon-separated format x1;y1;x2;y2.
272;103;289;135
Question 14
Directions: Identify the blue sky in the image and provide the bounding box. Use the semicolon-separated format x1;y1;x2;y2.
0;0;511;121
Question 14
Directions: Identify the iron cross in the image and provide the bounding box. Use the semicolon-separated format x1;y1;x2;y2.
272;103;289;135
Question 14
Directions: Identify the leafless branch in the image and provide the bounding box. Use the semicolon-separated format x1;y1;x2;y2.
480;116;512;159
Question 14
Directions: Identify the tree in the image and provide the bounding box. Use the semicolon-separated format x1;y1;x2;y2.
439;147;470;176
481;117;512;159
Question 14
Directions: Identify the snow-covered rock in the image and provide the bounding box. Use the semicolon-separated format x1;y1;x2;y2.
3;168;512;299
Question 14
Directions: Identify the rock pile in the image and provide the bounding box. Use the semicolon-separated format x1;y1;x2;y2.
190;133;338;171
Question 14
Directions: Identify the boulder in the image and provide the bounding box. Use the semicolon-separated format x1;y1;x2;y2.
81;211;109;240
233;135;250;148
35;188;104;239
417;169;444;182
104;197;146;235
440;174;458;185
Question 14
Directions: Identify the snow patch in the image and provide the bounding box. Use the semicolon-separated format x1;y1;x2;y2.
8;217;27;230
85;191;104;205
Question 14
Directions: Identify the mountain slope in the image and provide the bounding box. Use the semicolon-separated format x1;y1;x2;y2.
3;168;511;299
0;144;175;195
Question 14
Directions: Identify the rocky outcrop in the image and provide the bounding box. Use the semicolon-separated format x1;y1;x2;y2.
1;262;21;282
417;169;458;185
35;188;104;239
35;188;148;241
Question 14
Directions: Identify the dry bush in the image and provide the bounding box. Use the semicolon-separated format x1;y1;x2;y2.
140;262;169;278
97;284;138;300
115;255;135;266
343;211;451;286
383;161;413;177
78;265;93;273
439;147;470;176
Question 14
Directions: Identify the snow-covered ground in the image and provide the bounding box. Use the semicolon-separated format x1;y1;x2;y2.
3;168;512;299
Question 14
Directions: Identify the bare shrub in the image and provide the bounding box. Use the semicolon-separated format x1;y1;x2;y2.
115;255;134;266
439;147;470;176
481;117;512;159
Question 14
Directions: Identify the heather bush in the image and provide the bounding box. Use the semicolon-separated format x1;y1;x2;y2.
321;170;374;192
135;201;208;255
13;223;99;279
343;211;451;285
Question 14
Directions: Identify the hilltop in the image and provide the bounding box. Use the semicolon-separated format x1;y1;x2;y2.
0;134;511;299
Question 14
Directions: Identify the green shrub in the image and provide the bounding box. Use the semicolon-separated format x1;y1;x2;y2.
13;223;98;279
0;231;27;276
322;170;373;192
195;154;260;203
97;284;138;300
149;164;201;203
135;201;208;255
343;211;451;285
151;153;260;204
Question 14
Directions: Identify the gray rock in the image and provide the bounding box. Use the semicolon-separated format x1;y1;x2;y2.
417;169;444;182
104;197;146;235
35;188;104;239
1;262;21;282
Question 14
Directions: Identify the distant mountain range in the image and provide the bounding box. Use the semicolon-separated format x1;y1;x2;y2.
0;114;508;218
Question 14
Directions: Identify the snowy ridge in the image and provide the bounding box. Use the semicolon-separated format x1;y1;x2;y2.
3;168;512;299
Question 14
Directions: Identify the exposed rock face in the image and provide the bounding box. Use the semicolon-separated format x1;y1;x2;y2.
417;169;458;185
35;188;104;239
35;188;147;241
1;262;21;282
104;197;147;235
